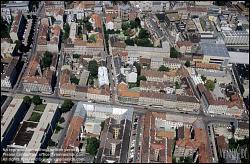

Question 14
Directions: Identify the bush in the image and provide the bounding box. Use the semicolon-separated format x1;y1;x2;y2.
88;60;98;78
59;117;65;124
170;47;180;58
73;54;80;59
185;60;191;67
205;80;215;91
60;99;74;113
86;137;100;155
158;65;170;72
23;96;32;105
70;75;80;85
175;81;181;89
42;51;53;68
125;38;135;46
201;75;206;82
32;95;42;105
121;22;130;31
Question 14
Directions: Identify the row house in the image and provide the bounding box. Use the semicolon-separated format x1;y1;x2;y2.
117;82;140;104
140;81;175;94
1;57;19;88
87;85;110;102
176;41;193;54
176;95;200;111
9;12;27;42
141;69;181;83
197;84;244;117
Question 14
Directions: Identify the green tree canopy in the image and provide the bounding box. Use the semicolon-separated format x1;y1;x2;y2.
32;95;42;105
88;34;96;43
136;38;153;47
170;47;180;58
85;22;93;32
60;99;74;113
125;38;135;46
158;65;170;72
100;121;105;131
205;79;215;91
23;96;32;105
135;17;141;28
1;16;10;38
73;54;80;59
138;28;150;38
121;22;130;31
42;51;53;68
175;81;181;89
133;61;141;76
201;75;206;82
70;75;80;85
129;20;137;29
185;60;191;67
86;137;100;155
88;60;98;78
137;75;147;86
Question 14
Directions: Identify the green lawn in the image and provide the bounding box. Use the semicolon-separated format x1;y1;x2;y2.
34;104;46;112
28;112;42;122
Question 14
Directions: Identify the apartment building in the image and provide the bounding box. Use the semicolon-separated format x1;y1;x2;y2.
150;57;181;70
3;1;29;13
1;99;27;154
9;12;27;42
1;57;19;88
140;81;175;94
22;55;54;94
234;122;249;140
221;30;249;45
5;103;59;163
87;85;110;102
117;82;140;104
176;41;193;54
141;69;181;83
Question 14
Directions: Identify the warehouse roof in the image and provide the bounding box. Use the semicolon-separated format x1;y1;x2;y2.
200;43;229;58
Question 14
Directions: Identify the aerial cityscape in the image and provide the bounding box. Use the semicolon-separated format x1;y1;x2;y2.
0;1;249;163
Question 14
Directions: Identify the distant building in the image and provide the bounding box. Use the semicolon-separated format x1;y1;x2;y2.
3;1;29;13
1;57;19;88
234;122;249;140
221;30;249;45
98;67;109;87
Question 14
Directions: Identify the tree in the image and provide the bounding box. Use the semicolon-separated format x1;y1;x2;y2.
137;75;147;86
136;38;153;47
85;22;93;32
42;51;53;68
32;95;42;105
129;20;137;29
70;75;80;85
135;17;141;28
88;34;96;43
170;47;179;58
125;38;135;46
60;99;74;113
23;96;32;105
138;28;150;38
100;121;105;131
88;60;98;78
59;117;65;124
88;76;94;86
73;54;80;59
1;16;10;38
175;81;181;89
201;75;206;82
184;156;193;163
133;61;141;76
205;79;215;91
63;23;70;40
121;22;130;31
185;60;191;67
86;137;100;155
158;65;170;72
214;78;217;83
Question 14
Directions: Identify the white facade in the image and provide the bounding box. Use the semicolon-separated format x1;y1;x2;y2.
98;66;109;87
222;31;249;45
1;77;11;88
127;72;137;83
69;22;77;42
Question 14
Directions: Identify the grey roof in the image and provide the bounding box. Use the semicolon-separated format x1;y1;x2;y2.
200;43;229;58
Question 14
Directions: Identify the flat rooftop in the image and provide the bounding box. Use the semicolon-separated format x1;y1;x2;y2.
200;43;230;58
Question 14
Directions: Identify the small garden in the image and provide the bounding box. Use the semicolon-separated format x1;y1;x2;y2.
28;112;42;122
